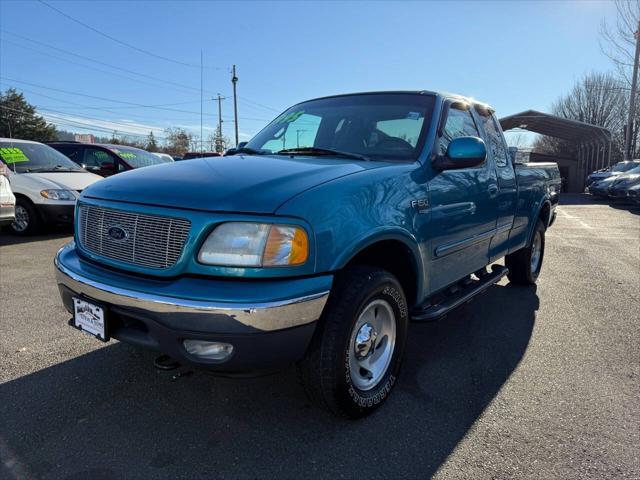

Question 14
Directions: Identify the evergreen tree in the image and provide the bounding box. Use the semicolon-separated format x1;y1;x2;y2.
0;88;58;141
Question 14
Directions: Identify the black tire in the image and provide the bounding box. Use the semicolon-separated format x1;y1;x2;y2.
506;219;545;285
298;266;408;418
11;197;42;236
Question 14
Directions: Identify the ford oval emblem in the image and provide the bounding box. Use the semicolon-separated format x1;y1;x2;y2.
107;225;128;241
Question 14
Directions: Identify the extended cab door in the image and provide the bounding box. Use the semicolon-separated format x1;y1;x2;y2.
427;102;499;292
476;111;517;261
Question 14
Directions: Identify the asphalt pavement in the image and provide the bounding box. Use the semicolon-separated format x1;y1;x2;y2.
0;194;638;480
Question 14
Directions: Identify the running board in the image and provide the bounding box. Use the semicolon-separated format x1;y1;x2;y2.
411;265;509;322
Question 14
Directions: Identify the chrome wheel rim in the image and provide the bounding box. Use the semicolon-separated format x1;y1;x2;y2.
530;231;542;272
348;299;396;391
12;205;29;232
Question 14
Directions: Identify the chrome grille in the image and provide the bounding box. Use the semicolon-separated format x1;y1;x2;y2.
77;204;191;269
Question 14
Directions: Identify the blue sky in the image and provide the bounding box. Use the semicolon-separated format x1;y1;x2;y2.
0;0;617;146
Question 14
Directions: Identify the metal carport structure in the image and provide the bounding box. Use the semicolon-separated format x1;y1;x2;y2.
500;110;612;191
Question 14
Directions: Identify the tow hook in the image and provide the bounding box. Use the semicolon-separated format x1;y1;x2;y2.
154;354;180;371
154;354;193;381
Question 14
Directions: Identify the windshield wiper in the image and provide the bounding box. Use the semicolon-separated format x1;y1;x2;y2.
276;147;369;161
29;166;79;173
235;147;268;155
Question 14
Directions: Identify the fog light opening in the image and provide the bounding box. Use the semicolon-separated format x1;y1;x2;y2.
183;340;234;360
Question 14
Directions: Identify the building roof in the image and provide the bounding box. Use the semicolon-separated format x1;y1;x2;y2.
499;110;611;143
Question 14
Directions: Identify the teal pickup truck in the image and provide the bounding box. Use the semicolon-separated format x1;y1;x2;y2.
55;91;560;417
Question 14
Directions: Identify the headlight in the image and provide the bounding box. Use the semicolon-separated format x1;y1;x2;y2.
198;222;309;267
40;189;76;201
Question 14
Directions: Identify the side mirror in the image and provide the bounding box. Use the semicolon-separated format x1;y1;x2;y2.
238;141;248;149
433;136;486;171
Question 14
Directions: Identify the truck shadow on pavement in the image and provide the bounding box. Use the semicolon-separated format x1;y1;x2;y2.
0;283;538;480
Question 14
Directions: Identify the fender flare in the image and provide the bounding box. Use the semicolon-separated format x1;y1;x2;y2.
528;196;552;245
332;227;425;297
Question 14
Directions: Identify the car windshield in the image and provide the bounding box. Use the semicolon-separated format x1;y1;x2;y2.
622;165;640;175
612;162;639;172
107;145;165;169
0;141;84;173
245;93;436;161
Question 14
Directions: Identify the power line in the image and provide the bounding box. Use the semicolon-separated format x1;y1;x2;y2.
6;86;212;124
239;96;281;113
2;78;274;122
1;77;206;114
2;37;202;96
37;0;226;71
1;104;169;139
1;31;219;96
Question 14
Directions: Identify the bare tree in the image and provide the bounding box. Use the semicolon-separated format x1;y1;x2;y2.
534;72;628;160
600;0;640;86
504;132;534;149
164;127;192;156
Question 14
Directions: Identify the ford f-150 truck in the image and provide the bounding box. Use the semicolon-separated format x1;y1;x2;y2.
54;91;560;418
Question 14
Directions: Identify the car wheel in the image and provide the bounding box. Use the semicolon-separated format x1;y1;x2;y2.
298;266;408;418
11;198;42;236
506;219;545;285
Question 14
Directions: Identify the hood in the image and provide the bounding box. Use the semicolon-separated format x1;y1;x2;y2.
612;173;640;187
24;171;103;191
9;171;102;193
83;154;382;214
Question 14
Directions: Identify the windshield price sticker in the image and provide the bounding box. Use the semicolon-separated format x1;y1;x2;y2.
0;147;30;164
115;150;136;160
276;111;305;124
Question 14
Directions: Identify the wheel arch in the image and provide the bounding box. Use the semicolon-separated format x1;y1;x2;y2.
334;230;423;307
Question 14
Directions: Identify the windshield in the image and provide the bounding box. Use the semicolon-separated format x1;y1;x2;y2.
0;141;84;173
245;93;436;161
106;145;165;169
612;162;639;172
155;153;174;163
622;165;640;175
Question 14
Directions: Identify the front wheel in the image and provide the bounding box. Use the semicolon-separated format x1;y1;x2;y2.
298;266;408;418
506;219;545;285
11;198;42;236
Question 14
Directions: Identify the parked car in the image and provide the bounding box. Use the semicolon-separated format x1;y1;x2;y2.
588;175;619;197
0;163;16;227
627;183;640;204
0;138;102;234
181;151;221;160
586;160;640;186
589;165;640;198
154;152;175;163
608;166;640;200
54;91;560;417
49;142;168;177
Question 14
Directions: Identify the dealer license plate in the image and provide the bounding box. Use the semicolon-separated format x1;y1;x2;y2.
72;297;108;342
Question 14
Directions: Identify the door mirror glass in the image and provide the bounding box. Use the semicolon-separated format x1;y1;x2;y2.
433;136;486;171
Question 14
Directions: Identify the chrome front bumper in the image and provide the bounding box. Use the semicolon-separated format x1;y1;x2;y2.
54;244;330;333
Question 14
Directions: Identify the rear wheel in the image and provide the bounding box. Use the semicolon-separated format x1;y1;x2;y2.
298;266;408;418
11;198;42;236
506;219;545;285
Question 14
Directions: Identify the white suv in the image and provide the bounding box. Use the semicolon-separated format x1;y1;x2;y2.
0;138;102;235
0;163;16;227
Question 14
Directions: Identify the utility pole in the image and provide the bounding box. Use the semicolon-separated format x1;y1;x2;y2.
232;64;239;146
625;21;640;160
216;94;225;154
296;129;307;148
200;50;204;153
